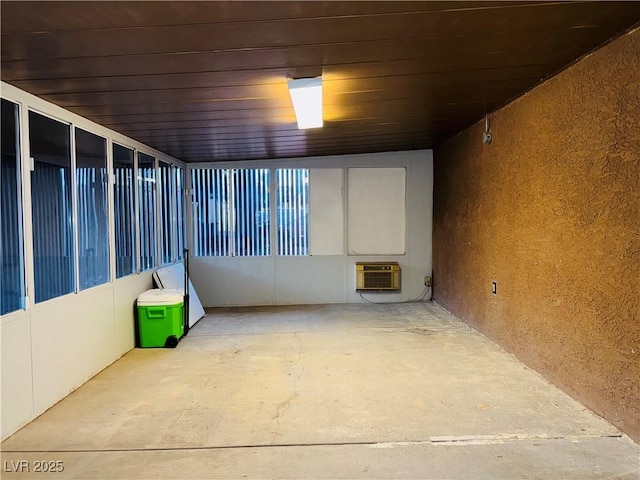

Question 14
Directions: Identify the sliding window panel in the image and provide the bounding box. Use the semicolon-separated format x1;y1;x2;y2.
276;169;308;256
113;144;136;278
234;168;270;256
28;111;74;303
1;99;26;314
137;152;156;271
75;128;109;290
174;166;185;262
158;161;172;265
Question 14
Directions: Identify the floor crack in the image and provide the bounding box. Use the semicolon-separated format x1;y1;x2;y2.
271;332;305;445
3;433;626;454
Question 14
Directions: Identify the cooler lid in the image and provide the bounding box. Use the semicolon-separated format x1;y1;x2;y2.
137;288;184;306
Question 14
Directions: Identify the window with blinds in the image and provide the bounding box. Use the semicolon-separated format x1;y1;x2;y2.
192;168;270;256
137;152;157;271
2;102;187;307
191;168;309;257
276;169;309;256
75;128;109;290
1;99;25;314
113;143;136;278
29;111;75;303
175;166;186;262
159;162;186;264
159;161;173;265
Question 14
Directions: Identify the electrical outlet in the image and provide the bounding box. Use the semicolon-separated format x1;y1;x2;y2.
424;276;432;287
492;281;497;295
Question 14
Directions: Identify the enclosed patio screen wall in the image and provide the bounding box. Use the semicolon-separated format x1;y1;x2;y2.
1;82;185;441
187;150;433;306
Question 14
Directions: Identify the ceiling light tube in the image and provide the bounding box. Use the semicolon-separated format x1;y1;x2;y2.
288;77;323;129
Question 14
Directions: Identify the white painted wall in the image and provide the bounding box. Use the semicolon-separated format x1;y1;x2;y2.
1;272;153;439
189;150;433;306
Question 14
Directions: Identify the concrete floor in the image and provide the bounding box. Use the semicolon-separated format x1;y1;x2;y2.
1;303;638;479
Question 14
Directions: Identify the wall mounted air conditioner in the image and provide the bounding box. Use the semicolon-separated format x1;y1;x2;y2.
355;262;401;291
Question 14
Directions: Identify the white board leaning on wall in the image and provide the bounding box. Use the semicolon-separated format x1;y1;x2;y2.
153;263;205;328
347;167;406;255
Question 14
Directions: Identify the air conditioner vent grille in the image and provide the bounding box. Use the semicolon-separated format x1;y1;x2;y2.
355;262;400;291
363;272;394;289
362;264;392;271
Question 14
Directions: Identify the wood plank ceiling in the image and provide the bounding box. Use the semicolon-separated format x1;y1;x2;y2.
2;1;640;163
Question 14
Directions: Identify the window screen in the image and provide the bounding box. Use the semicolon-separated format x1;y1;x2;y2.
29;111;74;303
137;152;156;271
113;143;136;278
1;99;25;313
75;128;109;290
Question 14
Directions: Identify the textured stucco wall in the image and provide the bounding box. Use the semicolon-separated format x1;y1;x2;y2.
433;28;640;442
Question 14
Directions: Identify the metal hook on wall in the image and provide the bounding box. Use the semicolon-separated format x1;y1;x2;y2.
482;114;493;145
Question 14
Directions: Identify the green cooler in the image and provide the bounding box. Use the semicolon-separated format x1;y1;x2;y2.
137;289;184;348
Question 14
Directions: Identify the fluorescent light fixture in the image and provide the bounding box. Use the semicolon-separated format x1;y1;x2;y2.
288;77;323;129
